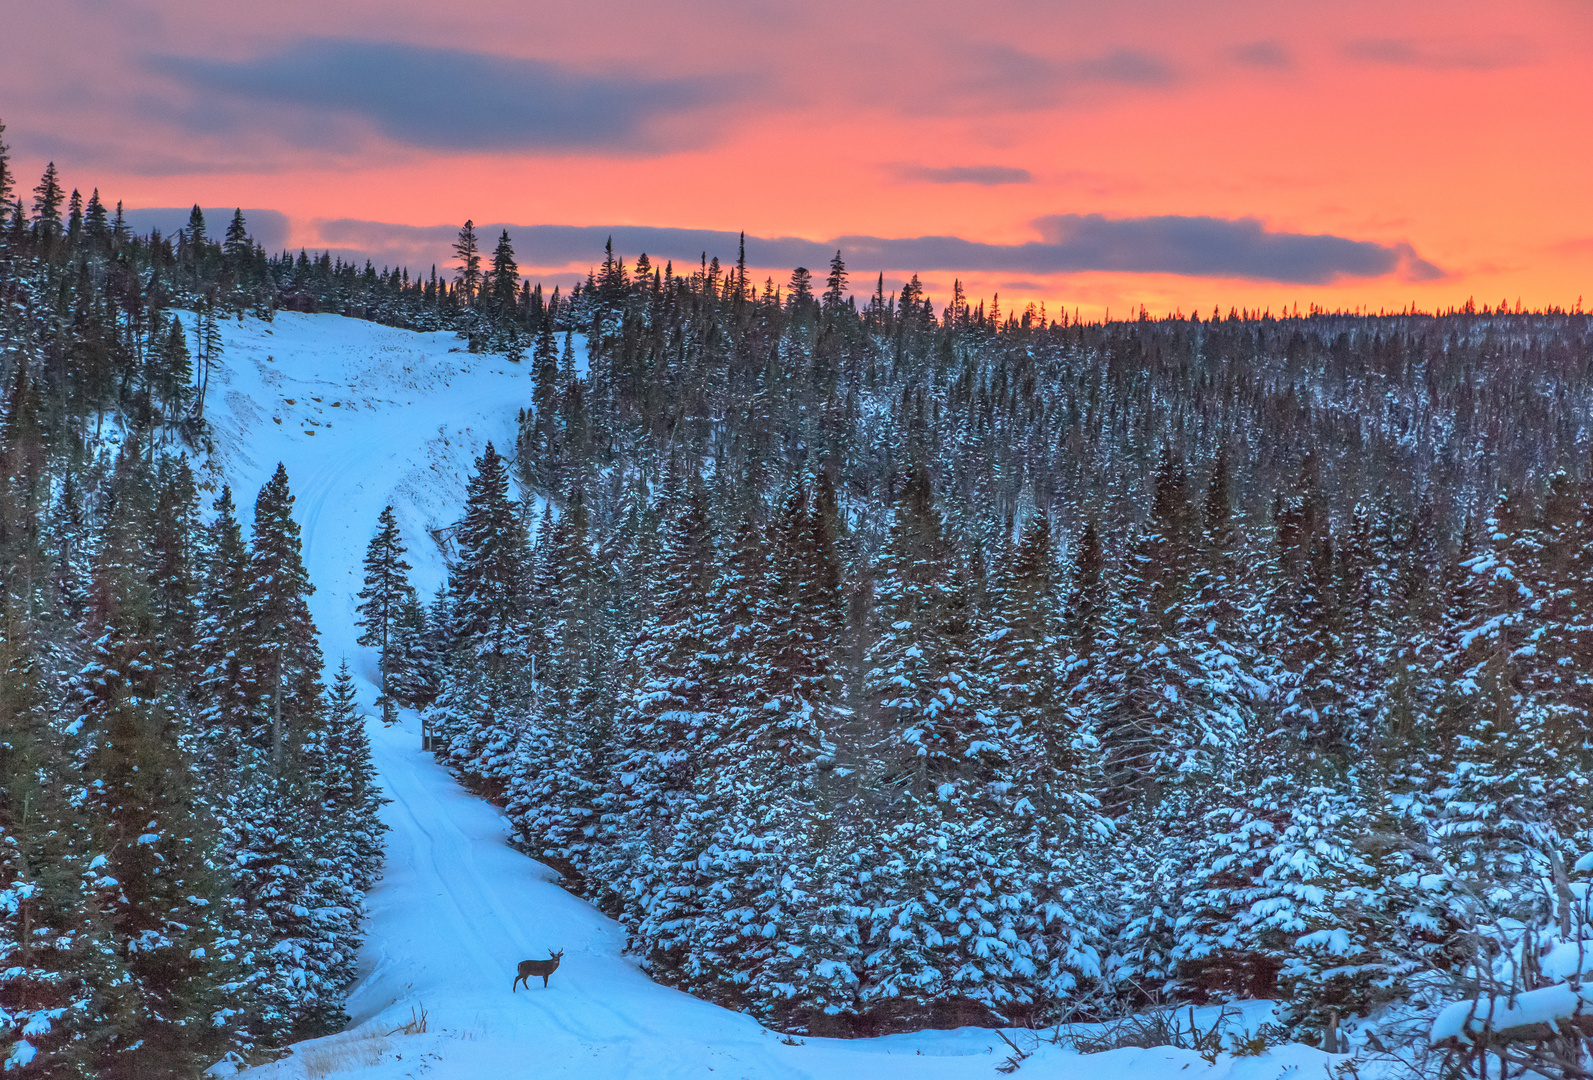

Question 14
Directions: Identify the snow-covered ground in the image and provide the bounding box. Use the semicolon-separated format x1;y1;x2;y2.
201;312;1338;1079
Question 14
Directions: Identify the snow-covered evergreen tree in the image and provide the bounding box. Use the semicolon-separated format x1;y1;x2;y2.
244;464;325;772
434;442;529;785
985;512;1111;1015
355;504;412;725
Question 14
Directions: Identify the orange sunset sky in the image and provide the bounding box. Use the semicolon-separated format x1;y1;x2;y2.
4;0;1590;318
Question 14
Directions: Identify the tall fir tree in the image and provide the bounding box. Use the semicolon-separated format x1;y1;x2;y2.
244;464;324;772
435;442;528;783
355;504;413;724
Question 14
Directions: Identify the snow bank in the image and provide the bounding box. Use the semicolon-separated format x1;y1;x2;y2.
1431;984;1593;1046
1543;942;1593;983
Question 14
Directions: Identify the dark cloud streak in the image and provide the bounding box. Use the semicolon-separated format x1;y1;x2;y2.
950;44;1177;110
156;38;733;153
319;214;1443;285
1342;36;1533;72
318;220;836;274
1025;214;1445;283
895;164;1033;185
1229;41;1293;70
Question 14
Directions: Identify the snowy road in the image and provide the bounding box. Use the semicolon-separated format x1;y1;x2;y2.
209;313;1332;1080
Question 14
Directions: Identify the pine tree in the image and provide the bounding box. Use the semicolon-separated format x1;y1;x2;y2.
453;220;482;305
83;188;108;243
511;489;613;878
675;496;793;1006
0;597;128;1075
31;163;63;239
185;204;207;254
71;446;229;1077
153;317;194;422
985;512;1110;1014
596;474;719;960
687;480;847;1014
522;322;561;491
487;229;519;321
355;505;412;723
787;266;814;315
196;486;254;781
859;462;1015;1026
244;464;324;772
865;463;989;795
322;661;384;889
0;117;12;211
386;586;433;709
822;250;848;315
1093;448;1212;814
436;443;527;780
223;209;249;265
200;298;224;400
449;444;526;663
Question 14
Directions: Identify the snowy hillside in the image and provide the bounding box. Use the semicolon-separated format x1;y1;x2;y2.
195;312;1334;1079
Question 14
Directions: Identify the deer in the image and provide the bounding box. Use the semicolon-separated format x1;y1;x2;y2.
513;950;564;992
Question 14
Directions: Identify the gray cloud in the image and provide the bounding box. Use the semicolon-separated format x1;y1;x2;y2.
318;214;1443;286
896;164;1033;185
1074;48;1177;85
121;207;290;252
1022;214;1445;283
1230;40;1293;70
155;38;732;153
952;45;1176;109
1342;36;1533;72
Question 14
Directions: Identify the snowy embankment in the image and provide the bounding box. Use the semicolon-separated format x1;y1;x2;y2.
1431;983;1593;1047
201;312;1334;1079
1429;852;1593;1048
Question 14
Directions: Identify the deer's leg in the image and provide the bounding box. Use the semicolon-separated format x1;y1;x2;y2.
542;974;550;988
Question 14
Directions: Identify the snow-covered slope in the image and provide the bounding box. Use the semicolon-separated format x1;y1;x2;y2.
202;312;1333;1079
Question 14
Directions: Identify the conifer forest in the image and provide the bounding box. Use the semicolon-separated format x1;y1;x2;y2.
2;136;1592;1076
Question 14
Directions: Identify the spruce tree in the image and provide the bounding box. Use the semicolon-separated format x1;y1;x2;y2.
985;512;1110;1012
512;489;613;878
522;322;561;492
821;250;848;315
244;464;324;771
435;443;527;779
196;486;253;780
72;446;229;1078
83;188;107;242
859;462;1016;1025
323;660;385;889
0;597;127;1075
452;220;482;305
864;463;989;795
223;209;249;265
0;117;12;210
595;473;717;941
184;204;207;254
31;163;63;239
386;586;432;709
355;504;412;723
487;229;519;321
